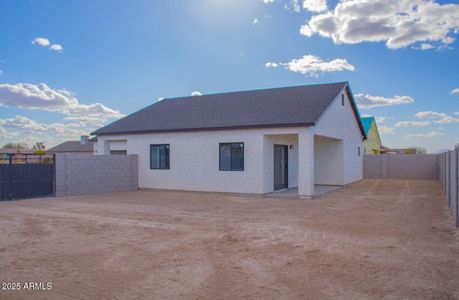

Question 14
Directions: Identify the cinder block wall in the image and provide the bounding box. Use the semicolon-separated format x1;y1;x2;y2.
55;154;138;197
439;150;459;228
363;154;439;179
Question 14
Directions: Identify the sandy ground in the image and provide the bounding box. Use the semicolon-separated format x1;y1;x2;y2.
0;179;458;300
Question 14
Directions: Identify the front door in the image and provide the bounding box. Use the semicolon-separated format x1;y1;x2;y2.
274;145;288;191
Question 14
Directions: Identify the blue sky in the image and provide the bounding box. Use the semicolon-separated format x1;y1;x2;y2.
0;0;458;152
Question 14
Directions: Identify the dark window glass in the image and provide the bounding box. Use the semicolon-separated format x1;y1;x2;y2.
219;144;232;171
110;150;127;155
358;146;361;157
342;94;345;106
150;144;170;169
219;143;244;171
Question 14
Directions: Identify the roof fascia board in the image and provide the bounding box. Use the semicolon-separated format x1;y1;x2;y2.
92;122;314;137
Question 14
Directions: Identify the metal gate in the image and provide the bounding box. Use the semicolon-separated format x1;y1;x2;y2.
0;153;55;200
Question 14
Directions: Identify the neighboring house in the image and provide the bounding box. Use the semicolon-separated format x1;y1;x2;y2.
0;148;34;154
92;82;366;198
391;148;417;155
48;138;95;155
360;117;382;155
380;147;421;155
380;145;397;155
0;148;34;161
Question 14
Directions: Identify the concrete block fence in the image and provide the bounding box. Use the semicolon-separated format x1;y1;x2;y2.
439;149;459;228
363;154;439;179
55;154;138;197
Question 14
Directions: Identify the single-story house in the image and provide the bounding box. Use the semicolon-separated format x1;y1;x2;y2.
361;117;382;155
0;148;34;155
48;137;95;155
92;82;366;198
380;145;396;155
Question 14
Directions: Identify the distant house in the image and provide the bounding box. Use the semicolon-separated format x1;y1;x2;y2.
360;117;382;155
380;147;423;155
0;148;34;154
48;137;94;155
0;148;34;161
391;148;418;155
92;82;366;198
380;145;396;155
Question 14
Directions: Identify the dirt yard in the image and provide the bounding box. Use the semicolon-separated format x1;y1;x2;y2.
0;179;458;300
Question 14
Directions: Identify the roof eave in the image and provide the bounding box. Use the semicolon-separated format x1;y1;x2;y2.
92;122;315;137
344;83;367;140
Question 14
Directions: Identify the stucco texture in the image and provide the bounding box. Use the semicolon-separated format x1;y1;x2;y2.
95;87;363;196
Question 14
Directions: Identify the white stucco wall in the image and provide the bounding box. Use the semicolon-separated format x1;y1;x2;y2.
262;134;299;193
96;127;306;194
109;140;127;151
313;88;364;184
298;128;315;197
314;136;344;185
95;87;363;195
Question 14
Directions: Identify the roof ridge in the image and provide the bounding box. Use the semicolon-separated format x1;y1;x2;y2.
161;82;349;102
91;81;362;137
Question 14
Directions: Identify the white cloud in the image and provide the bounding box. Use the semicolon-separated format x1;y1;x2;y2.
32;37;64;52
419;43;434;50
191;91;202;96
283;0;300;12
407;131;446;138
415;111;446;119
63;116;107;127
299;0;459;50
375;116;386;124
0;70;3;75
253;18;259;24
455;112;459;115
265;62;279;68
32;37;50;47
261;0;274;3
0;83;123;121
0;115;84;137
434;116;459;124
48;44;64;52
363;115;387;124
395;121;430;127
0;115;96;148
355;93;414;109
303;0;328;12
451;88;459;94
415;111;459;124
0;115;47;132
266;54;355;77
292;0;301;12
378;125;395;135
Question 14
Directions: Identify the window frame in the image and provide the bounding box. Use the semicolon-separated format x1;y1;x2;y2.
110;150;127;155
150;144;170;170
219;142;244;171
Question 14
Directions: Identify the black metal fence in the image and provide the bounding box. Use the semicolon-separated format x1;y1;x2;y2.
0;153;56;200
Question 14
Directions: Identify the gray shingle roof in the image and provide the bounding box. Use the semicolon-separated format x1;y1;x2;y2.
92;82;365;137
48;141;94;153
